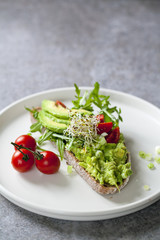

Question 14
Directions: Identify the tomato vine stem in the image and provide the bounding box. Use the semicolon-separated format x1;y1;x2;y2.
11;142;43;161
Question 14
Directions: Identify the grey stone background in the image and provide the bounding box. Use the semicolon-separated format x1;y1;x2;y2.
0;0;160;239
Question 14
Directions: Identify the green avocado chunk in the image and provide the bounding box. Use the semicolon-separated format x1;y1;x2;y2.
43;111;70;125
42;100;70;119
42;100;92;119
38;110;68;133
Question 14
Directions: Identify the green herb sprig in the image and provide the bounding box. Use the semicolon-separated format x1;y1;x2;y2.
72;82;123;127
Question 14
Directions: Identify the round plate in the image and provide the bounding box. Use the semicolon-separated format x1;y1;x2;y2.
0;87;160;221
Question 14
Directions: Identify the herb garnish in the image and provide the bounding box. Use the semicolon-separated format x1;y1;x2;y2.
72;82;122;127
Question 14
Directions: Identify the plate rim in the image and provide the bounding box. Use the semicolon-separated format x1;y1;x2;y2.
1;184;159;217
0;86;160;116
0;86;160;220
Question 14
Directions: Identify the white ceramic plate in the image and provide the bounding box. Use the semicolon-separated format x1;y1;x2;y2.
0;87;160;221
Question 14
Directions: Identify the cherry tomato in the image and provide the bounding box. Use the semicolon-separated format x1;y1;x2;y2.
106;127;120;143
35;151;60;174
97;122;113;134
55;100;66;108
15;135;37;151
96;114;104;123
11;149;35;172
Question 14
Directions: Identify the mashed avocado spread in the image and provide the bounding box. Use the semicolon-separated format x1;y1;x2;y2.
66;134;132;187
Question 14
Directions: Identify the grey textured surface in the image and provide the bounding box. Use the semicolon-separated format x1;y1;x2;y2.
0;0;160;239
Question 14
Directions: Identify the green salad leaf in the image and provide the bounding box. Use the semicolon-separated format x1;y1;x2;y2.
56;138;65;160
72;82;123;127
37;131;68;160
72;84;93;112
30;122;43;133
25;107;39;120
37;130;53;145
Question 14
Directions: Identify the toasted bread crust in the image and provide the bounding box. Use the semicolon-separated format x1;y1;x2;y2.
64;150;131;194
30;108;131;194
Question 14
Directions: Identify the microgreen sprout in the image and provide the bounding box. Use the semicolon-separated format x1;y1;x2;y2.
64;113;99;146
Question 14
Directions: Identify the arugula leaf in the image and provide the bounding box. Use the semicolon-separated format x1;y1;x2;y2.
74;83;81;97
92;89;123;127
79;90;89;106
56;138;65;160
72;84;93;111
72;82;123;127
25;107;39;120
38;131;68;160
37;130;53;145
65;138;74;151
30;122;43;133
51;133;71;140
36;145;48;152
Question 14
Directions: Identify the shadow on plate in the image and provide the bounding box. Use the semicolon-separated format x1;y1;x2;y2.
19;165;73;188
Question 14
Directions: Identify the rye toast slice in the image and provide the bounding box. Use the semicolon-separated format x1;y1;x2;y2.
30;108;131;194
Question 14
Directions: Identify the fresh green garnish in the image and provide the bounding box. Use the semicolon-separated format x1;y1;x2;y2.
155;146;160;155
26;107;43;133
30;122;43;133
72;84;94;112
139;151;146;159
155;156;160;164
67;165;73;174
56;138;65;160
36;145;48;152
139;148;160;169
144;185;150;191
139;151;152;161
37;130;68;160
72;82;122;127
64;113;99;147
37;130;53;145
147;163;154;169
25;107;39;120
51;133;71;141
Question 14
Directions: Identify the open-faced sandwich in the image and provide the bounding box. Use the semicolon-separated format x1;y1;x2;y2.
28;82;132;194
